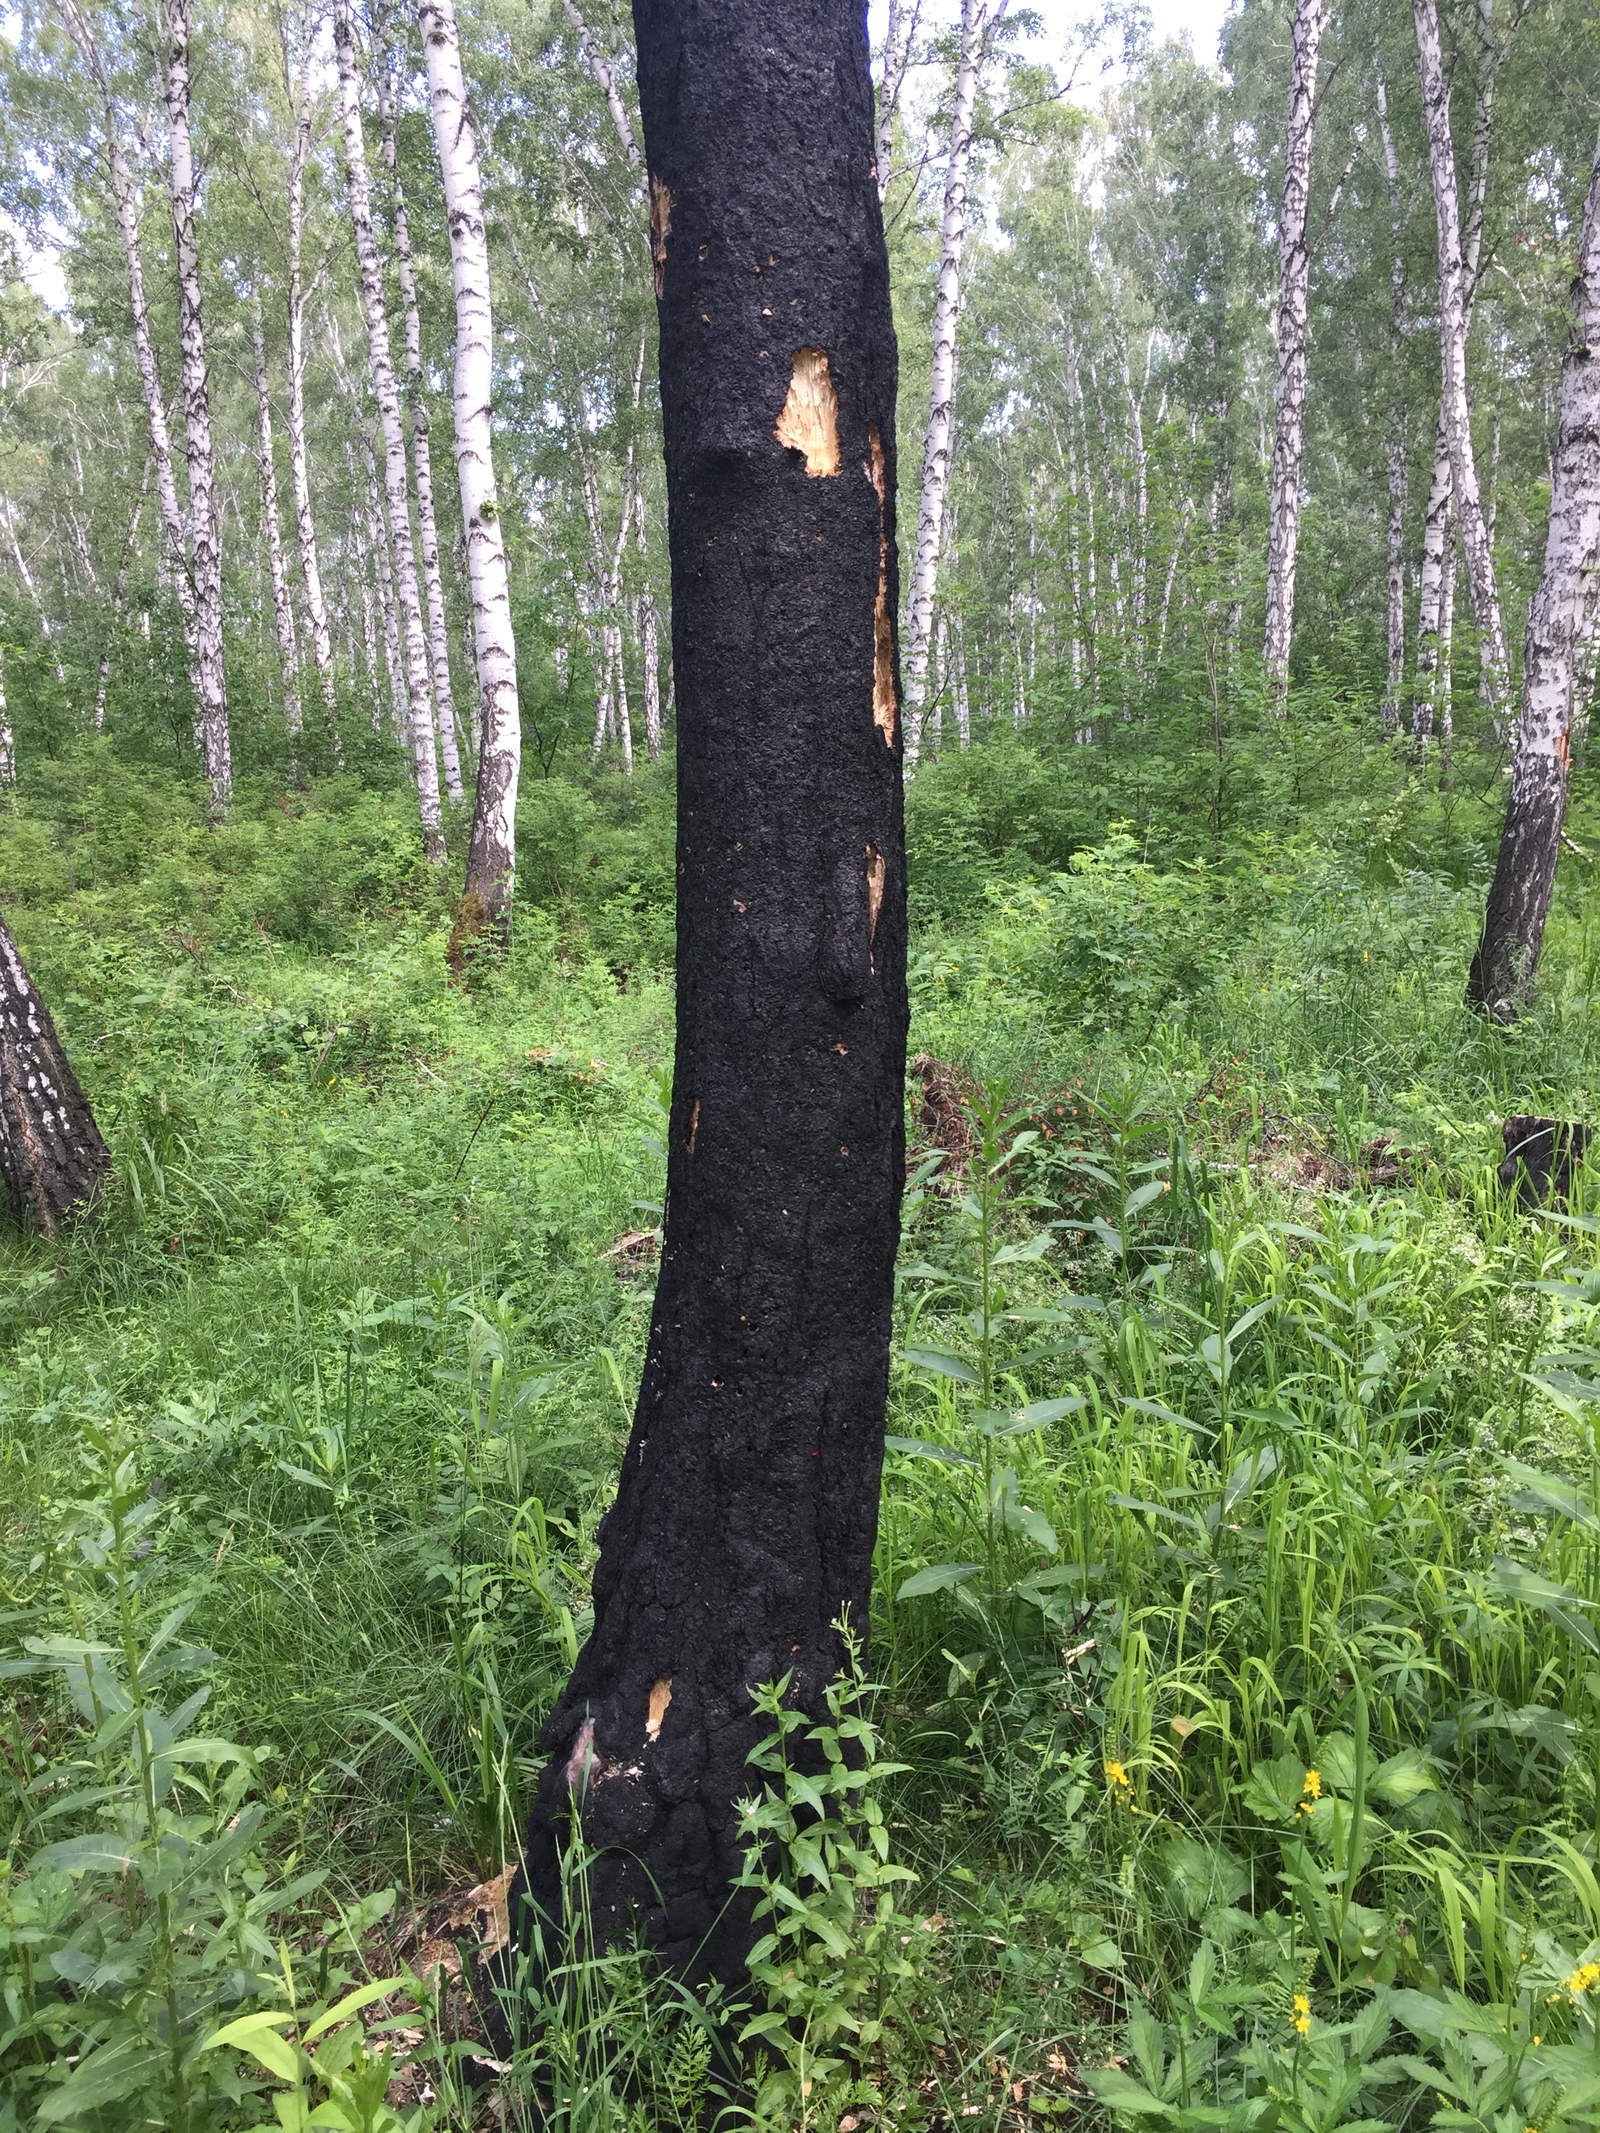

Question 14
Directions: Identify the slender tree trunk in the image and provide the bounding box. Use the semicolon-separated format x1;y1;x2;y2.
1124;343;1149;687
418;0;522;934
1414;0;1511;722
633;483;662;759
0;917;110;1234
562;0;642;167
517;0;905;1986
1467;127;1600;1014
94;473;148;732
60;0;194;638
285;7;335;704
1413;425;1451;747
1261;0;1328;709
159;0;231;815
875;0;917;200
1377;75;1409;735
2;505;67;693
335;0;445;863
251;288;303;746
0;645;12;789
902;0;993;761
378;37;464;804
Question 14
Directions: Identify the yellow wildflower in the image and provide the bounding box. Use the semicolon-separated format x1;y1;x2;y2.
1302;1770;1322;1799
1566;1962;1600;1998
1291;1994;1311;2037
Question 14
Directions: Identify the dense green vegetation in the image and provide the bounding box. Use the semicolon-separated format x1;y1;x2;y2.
4;712;1600;2128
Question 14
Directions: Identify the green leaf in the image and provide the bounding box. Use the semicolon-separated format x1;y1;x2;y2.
301;1976;409;2045
200;2009;300;2084
901;1345;980;1384
1222;1446;1279;1512
883;1435;979;1468
1505;1459;1600;1534
1080;2068;1177;2119
992;1231;1053;1266
896;1562;982;1599
1369;1748;1438;1807
28;1833;137;1875
35;2036;166;2123
1014;1396;1087;1426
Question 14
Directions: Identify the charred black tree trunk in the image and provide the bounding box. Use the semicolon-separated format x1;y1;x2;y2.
515;0;905;1987
0;917;110;1234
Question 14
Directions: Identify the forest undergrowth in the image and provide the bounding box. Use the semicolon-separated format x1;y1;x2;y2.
7;724;1600;2130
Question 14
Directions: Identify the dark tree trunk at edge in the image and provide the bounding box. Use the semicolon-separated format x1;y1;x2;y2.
0;918;110;1234
514;0;906;1987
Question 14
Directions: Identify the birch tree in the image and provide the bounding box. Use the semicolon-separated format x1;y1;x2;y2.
250;287;301;745
1466;126;1600;1014
334;0;444;864
1376;75;1408;736
1260;0;1327;710
377;36;463;803
58;0;195;656
902;0;998;762
283;2;334;704
418;0;521;938
1413;0;1511;725
159;0;231;813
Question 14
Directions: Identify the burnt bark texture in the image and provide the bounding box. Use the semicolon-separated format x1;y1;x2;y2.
515;0;906;1988
0;918;110;1234
1499;1116;1591;1208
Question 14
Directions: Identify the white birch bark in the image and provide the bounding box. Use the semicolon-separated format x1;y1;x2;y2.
94;471;148;731
1468;121;1600;1010
2;504;67;692
159;0;231;812
875;0;919;201
60;0;191;633
1124;340;1150;685
1414;0;1512;724
562;0;641;168
1261;0;1328;709
284;6;334;703
902;0;998;762
1376;75;1408;736
418;0;521;926
378;47;463;803
0;642;12;789
633;482;662;760
251;288;302;744
335;0;444;862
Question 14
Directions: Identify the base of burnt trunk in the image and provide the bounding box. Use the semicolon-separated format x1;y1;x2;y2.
0;918;110;1235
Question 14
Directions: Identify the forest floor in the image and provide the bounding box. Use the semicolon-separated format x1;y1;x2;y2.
6;734;1600;2131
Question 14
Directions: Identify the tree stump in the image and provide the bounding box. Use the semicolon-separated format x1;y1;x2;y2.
1499;1115;1591;1208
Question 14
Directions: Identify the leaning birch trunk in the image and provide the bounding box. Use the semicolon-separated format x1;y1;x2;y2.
418;0;521;940
2;504;67;693
335;0;445;864
1466;126;1600;1016
378;47;463;804
1414;0;1511;724
1261;0;1328;711
160;0;231;815
0;916;110;1234
0;645;11;787
251;288;302;746
562;0;642;168
902;0;990;762
285;8;335;705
